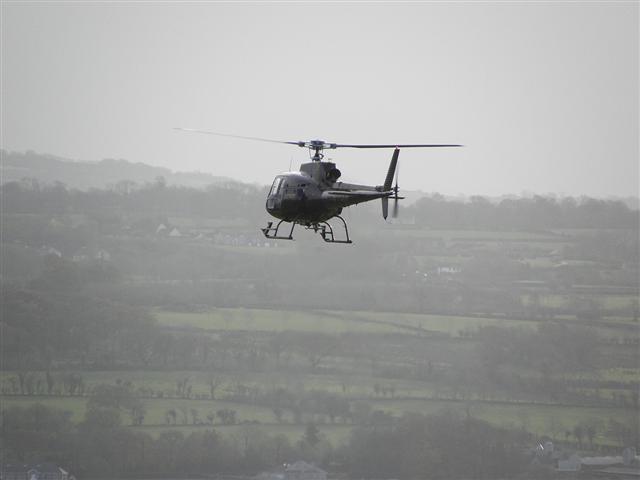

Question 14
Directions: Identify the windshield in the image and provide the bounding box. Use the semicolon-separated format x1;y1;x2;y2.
269;177;284;196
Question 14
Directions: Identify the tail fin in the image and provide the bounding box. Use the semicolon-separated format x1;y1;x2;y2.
382;148;400;219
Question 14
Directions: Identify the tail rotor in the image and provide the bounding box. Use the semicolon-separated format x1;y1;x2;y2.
382;148;403;220
392;161;400;218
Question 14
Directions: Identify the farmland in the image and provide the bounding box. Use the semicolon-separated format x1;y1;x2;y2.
2;178;639;478
3;302;638;448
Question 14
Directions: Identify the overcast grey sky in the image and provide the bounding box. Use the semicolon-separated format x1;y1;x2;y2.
2;2;638;197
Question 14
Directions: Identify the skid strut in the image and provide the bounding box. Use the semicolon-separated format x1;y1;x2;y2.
261;220;295;240
307;215;352;244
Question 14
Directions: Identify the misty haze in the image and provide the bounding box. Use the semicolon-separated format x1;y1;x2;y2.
1;2;638;480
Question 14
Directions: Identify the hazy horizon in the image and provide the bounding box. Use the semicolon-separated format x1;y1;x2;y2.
4;147;640;206
2;2;638;198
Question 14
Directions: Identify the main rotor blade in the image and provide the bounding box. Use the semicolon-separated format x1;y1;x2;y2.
174;128;302;146
175;129;463;150
334;143;463;148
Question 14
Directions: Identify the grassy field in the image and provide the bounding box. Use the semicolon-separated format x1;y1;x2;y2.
1;396;88;422
572;368;640;383
0;369;444;400
521;293;638;312
156;308;407;334
4;296;638;450
0;395;280;426
369;398;633;444
155;307;539;336
155;307;635;346
133;422;354;444
389;229;563;242
3;393;630;446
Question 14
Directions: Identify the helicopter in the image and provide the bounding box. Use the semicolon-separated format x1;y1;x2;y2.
176;129;461;243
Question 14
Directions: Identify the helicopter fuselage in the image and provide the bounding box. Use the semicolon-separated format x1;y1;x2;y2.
265;161;383;224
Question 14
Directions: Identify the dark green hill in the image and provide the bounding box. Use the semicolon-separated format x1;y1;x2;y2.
1;150;235;190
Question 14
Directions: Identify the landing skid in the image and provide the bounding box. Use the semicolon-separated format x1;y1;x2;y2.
261;216;353;244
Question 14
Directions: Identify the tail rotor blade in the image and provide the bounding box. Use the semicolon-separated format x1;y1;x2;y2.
392;161;400;218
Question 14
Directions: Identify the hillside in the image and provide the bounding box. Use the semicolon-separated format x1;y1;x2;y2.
1;159;638;478
1;150;235;190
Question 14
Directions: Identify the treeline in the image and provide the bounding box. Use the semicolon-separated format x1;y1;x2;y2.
2;179;637;230
410;194;638;230
1;177;265;221
1;403;535;479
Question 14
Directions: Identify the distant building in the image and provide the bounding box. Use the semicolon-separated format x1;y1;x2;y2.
72;247;111;262
557;453;581;472
254;472;285;480
552;447;640;477
72;247;90;262
437;266;461;275
95;248;111;261
255;461;327;480
39;246;62;257
1;463;72;480
285;461;327;480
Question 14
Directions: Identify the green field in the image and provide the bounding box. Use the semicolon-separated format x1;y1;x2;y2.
370;398;631;440
388;228;562;242
3;302;638;450
0;369;443;400
156;308;407;334
132;422;353;444
3;393;630;447
522;293;638;311
155;306;635;345
155;307;539;336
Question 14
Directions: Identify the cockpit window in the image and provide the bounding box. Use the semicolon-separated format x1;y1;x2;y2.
269;177;283;196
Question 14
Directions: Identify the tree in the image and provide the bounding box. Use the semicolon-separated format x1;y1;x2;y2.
130;402;146;426
585;423;597;449
216;408;237;425
165;408;177;425
293;332;340;371
45;370;55;395
178;405;189;425
302;422;320;448
190;408;199;425
607;417;640;447
573;425;584;448
272;407;284;423
83;404;121;430
207;375;220;400
176;377;190;398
